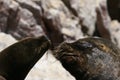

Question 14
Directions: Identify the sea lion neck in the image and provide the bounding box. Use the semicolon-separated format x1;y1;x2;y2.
0;36;50;80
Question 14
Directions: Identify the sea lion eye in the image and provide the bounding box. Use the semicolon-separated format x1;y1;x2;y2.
81;42;92;48
99;44;107;51
73;41;92;50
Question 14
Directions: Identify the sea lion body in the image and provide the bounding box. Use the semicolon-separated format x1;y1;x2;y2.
54;37;120;80
107;0;120;22
0;36;50;80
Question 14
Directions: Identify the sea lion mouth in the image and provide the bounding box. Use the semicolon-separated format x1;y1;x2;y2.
60;53;78;58
55;52;79;63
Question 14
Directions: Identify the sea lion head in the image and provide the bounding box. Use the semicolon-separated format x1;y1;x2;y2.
0;36;51;80
54;37;120;80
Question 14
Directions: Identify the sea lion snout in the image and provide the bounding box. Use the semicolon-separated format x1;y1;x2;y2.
32;36;51;55
54;42;79;64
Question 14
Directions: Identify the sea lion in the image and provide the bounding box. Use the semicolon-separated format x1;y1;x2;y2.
54;37;120;80
107;0;120;22
0;36;50;80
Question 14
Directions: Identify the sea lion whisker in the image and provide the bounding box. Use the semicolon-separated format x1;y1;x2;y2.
62;53;78;57
56;52;79;60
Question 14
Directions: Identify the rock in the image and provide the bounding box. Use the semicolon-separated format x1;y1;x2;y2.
0;0;19;32
7;0;45;39
37;0;84;48
109;20;120;49
0;0;84;48
10;7;44;39
0;0;45;39
96;1;111;39
26;52;75;80
0;32;17;51
61;0;103;35
96;1;120;49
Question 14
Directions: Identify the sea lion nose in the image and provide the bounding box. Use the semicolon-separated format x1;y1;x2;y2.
37;35;50;42
36;36;51;48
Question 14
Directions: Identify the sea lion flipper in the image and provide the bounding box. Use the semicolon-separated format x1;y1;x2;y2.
0;36;51;80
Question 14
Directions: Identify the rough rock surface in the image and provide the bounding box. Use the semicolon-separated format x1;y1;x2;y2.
26;52;75;80
61;0;101;35
1;0;120;48
38;0;84;48
0;0;84;49
96;0;111;39
96;0;120;49
0;32;17;51
0;0;45;39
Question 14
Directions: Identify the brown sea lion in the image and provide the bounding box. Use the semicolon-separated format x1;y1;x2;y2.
0;36;50;80
107;0;120;22
54;37;120;80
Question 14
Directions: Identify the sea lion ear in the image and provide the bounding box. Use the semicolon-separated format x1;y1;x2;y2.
0;76;6;80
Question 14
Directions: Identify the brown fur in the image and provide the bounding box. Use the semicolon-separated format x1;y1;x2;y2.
0;36;50;80
54;37;120;80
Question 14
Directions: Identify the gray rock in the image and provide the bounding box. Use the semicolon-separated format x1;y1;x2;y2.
96;1;111;39
0;0;84;48
38;0;84;48
61;0;103;35
96;1;120;49
0;32;17;51
0;0;19;32
26;52;75;80
0;0;45;39
109;21;120;49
